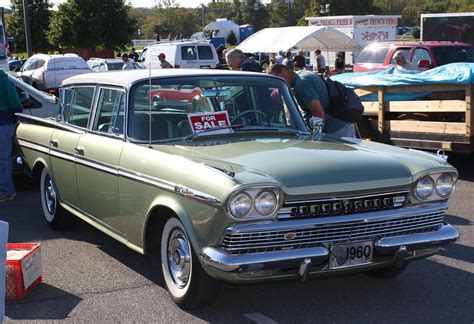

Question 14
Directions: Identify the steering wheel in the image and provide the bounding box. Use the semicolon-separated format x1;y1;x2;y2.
231;110;270;126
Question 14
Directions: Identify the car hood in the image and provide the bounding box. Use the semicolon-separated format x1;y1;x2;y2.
161;136;452;197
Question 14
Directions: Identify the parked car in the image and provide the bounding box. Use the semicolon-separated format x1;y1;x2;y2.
138;40;219;69
17;53;91;96
354;41;474;72
87;57;143;72
16;69;459;309
8;58;26;71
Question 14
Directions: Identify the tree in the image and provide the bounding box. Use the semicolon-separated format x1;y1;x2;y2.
6;0;52;53
47;0;135;51
306;0;382;16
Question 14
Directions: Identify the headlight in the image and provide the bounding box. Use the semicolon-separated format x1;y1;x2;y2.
227;187;281;220
229;192;252;218
415;176;435;200
436;173;455;198
254;190;277;216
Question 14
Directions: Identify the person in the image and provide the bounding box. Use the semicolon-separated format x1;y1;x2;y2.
158;53;173;68
275;51;284;64
394;51;415;70
122;53;134;70
0;69;22;203
335;52;345;74
315;49;327;74
293;50;306;71
267;64;354;138
225;48;261;72
282;51;294;70
128;48;139;62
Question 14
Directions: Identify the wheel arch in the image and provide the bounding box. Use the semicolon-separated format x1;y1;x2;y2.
143;198;200;256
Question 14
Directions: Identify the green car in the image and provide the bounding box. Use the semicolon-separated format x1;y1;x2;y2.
16;69;459;309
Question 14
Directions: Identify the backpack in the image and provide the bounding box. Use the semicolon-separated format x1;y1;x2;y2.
324;77;364;123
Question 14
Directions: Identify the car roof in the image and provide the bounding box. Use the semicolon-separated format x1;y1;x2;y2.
88;58;123;63
63;69;274;88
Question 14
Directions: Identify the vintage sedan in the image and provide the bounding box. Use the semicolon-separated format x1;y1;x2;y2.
16;69;459;309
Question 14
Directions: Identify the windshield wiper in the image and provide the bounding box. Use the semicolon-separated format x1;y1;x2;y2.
181;124;245;141
234;126;306;136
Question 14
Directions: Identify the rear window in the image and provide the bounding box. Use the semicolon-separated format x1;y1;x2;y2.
433;46;474;65
107;62;123;71
198;46;213;59
181;46;197;60
356;45;391;64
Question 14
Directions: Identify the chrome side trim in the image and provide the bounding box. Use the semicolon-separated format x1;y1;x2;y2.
375;223;459;254
50;148;76;163
76;156;119;175
226;203;448;234
17;138;50;155
199;246;329;273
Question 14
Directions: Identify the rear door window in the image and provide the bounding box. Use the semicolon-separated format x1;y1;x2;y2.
181;46;197;60
356;45;390;64
198;46;213;60
92;88;125;135
68;87;95;128
412;48;432;66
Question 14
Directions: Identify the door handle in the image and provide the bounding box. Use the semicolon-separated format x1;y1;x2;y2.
50;139;58;147
74;146;85;156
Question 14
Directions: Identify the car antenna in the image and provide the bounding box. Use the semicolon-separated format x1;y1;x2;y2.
148;61;152;148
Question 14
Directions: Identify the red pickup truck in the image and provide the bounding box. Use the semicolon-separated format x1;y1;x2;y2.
354;41;474;72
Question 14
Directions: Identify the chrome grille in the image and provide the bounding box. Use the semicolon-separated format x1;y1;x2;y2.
221;209;445;255
278;192;407;219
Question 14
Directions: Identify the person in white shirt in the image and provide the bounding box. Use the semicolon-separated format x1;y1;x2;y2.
122;53;134;70
394;51;416;70
315;49;326;73
275;51;284;64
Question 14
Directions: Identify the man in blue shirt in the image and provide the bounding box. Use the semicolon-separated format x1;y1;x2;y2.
267;64;354;137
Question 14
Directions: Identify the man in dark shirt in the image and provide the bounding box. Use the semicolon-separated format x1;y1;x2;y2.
292;50;306;71
225;49;261;72
0;70;22;203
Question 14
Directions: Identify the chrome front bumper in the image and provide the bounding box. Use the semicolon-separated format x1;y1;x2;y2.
199;223;459;273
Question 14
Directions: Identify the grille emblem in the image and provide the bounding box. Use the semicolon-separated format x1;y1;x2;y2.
284;232;297;241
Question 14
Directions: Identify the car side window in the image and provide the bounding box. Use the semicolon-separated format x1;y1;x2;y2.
68;87;95;128
22;58;36;71
389;48;411;64
181;46;197;60
36;60;45;69
412;48;432;66
92;88;125;135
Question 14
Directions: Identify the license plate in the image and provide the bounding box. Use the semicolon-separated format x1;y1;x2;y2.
329;241;373;269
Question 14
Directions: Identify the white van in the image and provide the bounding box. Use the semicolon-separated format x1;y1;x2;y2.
139;40;219;69
18;54;91;96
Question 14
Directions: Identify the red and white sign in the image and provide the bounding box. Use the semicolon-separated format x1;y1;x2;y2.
188;111;231;134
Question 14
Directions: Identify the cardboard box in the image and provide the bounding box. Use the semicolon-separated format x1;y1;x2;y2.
5;243;43;300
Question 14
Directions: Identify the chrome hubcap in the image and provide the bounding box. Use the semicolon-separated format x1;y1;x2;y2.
45;176;57;215
167;228;191;288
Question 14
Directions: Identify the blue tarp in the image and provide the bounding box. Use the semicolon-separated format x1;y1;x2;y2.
331;63;474;101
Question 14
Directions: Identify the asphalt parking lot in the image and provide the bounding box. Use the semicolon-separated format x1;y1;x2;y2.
1;153;473;323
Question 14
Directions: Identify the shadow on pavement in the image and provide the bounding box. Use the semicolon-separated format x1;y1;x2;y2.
5;283;82;320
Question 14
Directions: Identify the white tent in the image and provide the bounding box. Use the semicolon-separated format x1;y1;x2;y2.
237;26;360;53
203;19;240;43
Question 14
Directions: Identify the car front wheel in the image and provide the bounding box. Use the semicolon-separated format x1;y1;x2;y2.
160;217;220;309
40;168;75;229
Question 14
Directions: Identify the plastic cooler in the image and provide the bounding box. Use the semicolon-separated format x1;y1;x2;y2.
5;243;43;300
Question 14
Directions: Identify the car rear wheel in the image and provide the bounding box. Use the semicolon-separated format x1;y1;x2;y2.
160;217;220;309
40;168;75;230
366;263;408;279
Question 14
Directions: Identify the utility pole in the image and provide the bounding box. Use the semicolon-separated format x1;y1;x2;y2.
22;0;32;57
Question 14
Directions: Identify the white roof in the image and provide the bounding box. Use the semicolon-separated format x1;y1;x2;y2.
62;69;271;88
203;19;240;31
237;26;360;53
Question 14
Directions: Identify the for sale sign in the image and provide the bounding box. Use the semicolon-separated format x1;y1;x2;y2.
188;111;232;134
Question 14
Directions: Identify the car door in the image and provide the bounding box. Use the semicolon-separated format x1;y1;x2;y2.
49;86;95;209
75;87;126;235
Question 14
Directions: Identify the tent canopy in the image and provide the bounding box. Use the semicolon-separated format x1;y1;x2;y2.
237;26;360;53
203;19;240;31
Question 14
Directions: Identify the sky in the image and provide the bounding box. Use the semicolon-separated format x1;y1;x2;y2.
0;0;268;9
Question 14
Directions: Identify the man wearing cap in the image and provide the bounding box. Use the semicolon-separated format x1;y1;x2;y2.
158;53;173;68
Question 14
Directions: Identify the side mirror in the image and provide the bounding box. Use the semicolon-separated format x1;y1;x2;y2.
309;116;324;141
417;60;431;69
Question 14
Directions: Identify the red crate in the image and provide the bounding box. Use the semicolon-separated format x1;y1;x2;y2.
5;243;43;300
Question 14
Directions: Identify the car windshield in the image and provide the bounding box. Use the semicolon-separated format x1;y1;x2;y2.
356;45;391;64
128;76;307;142
433;46;474;65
